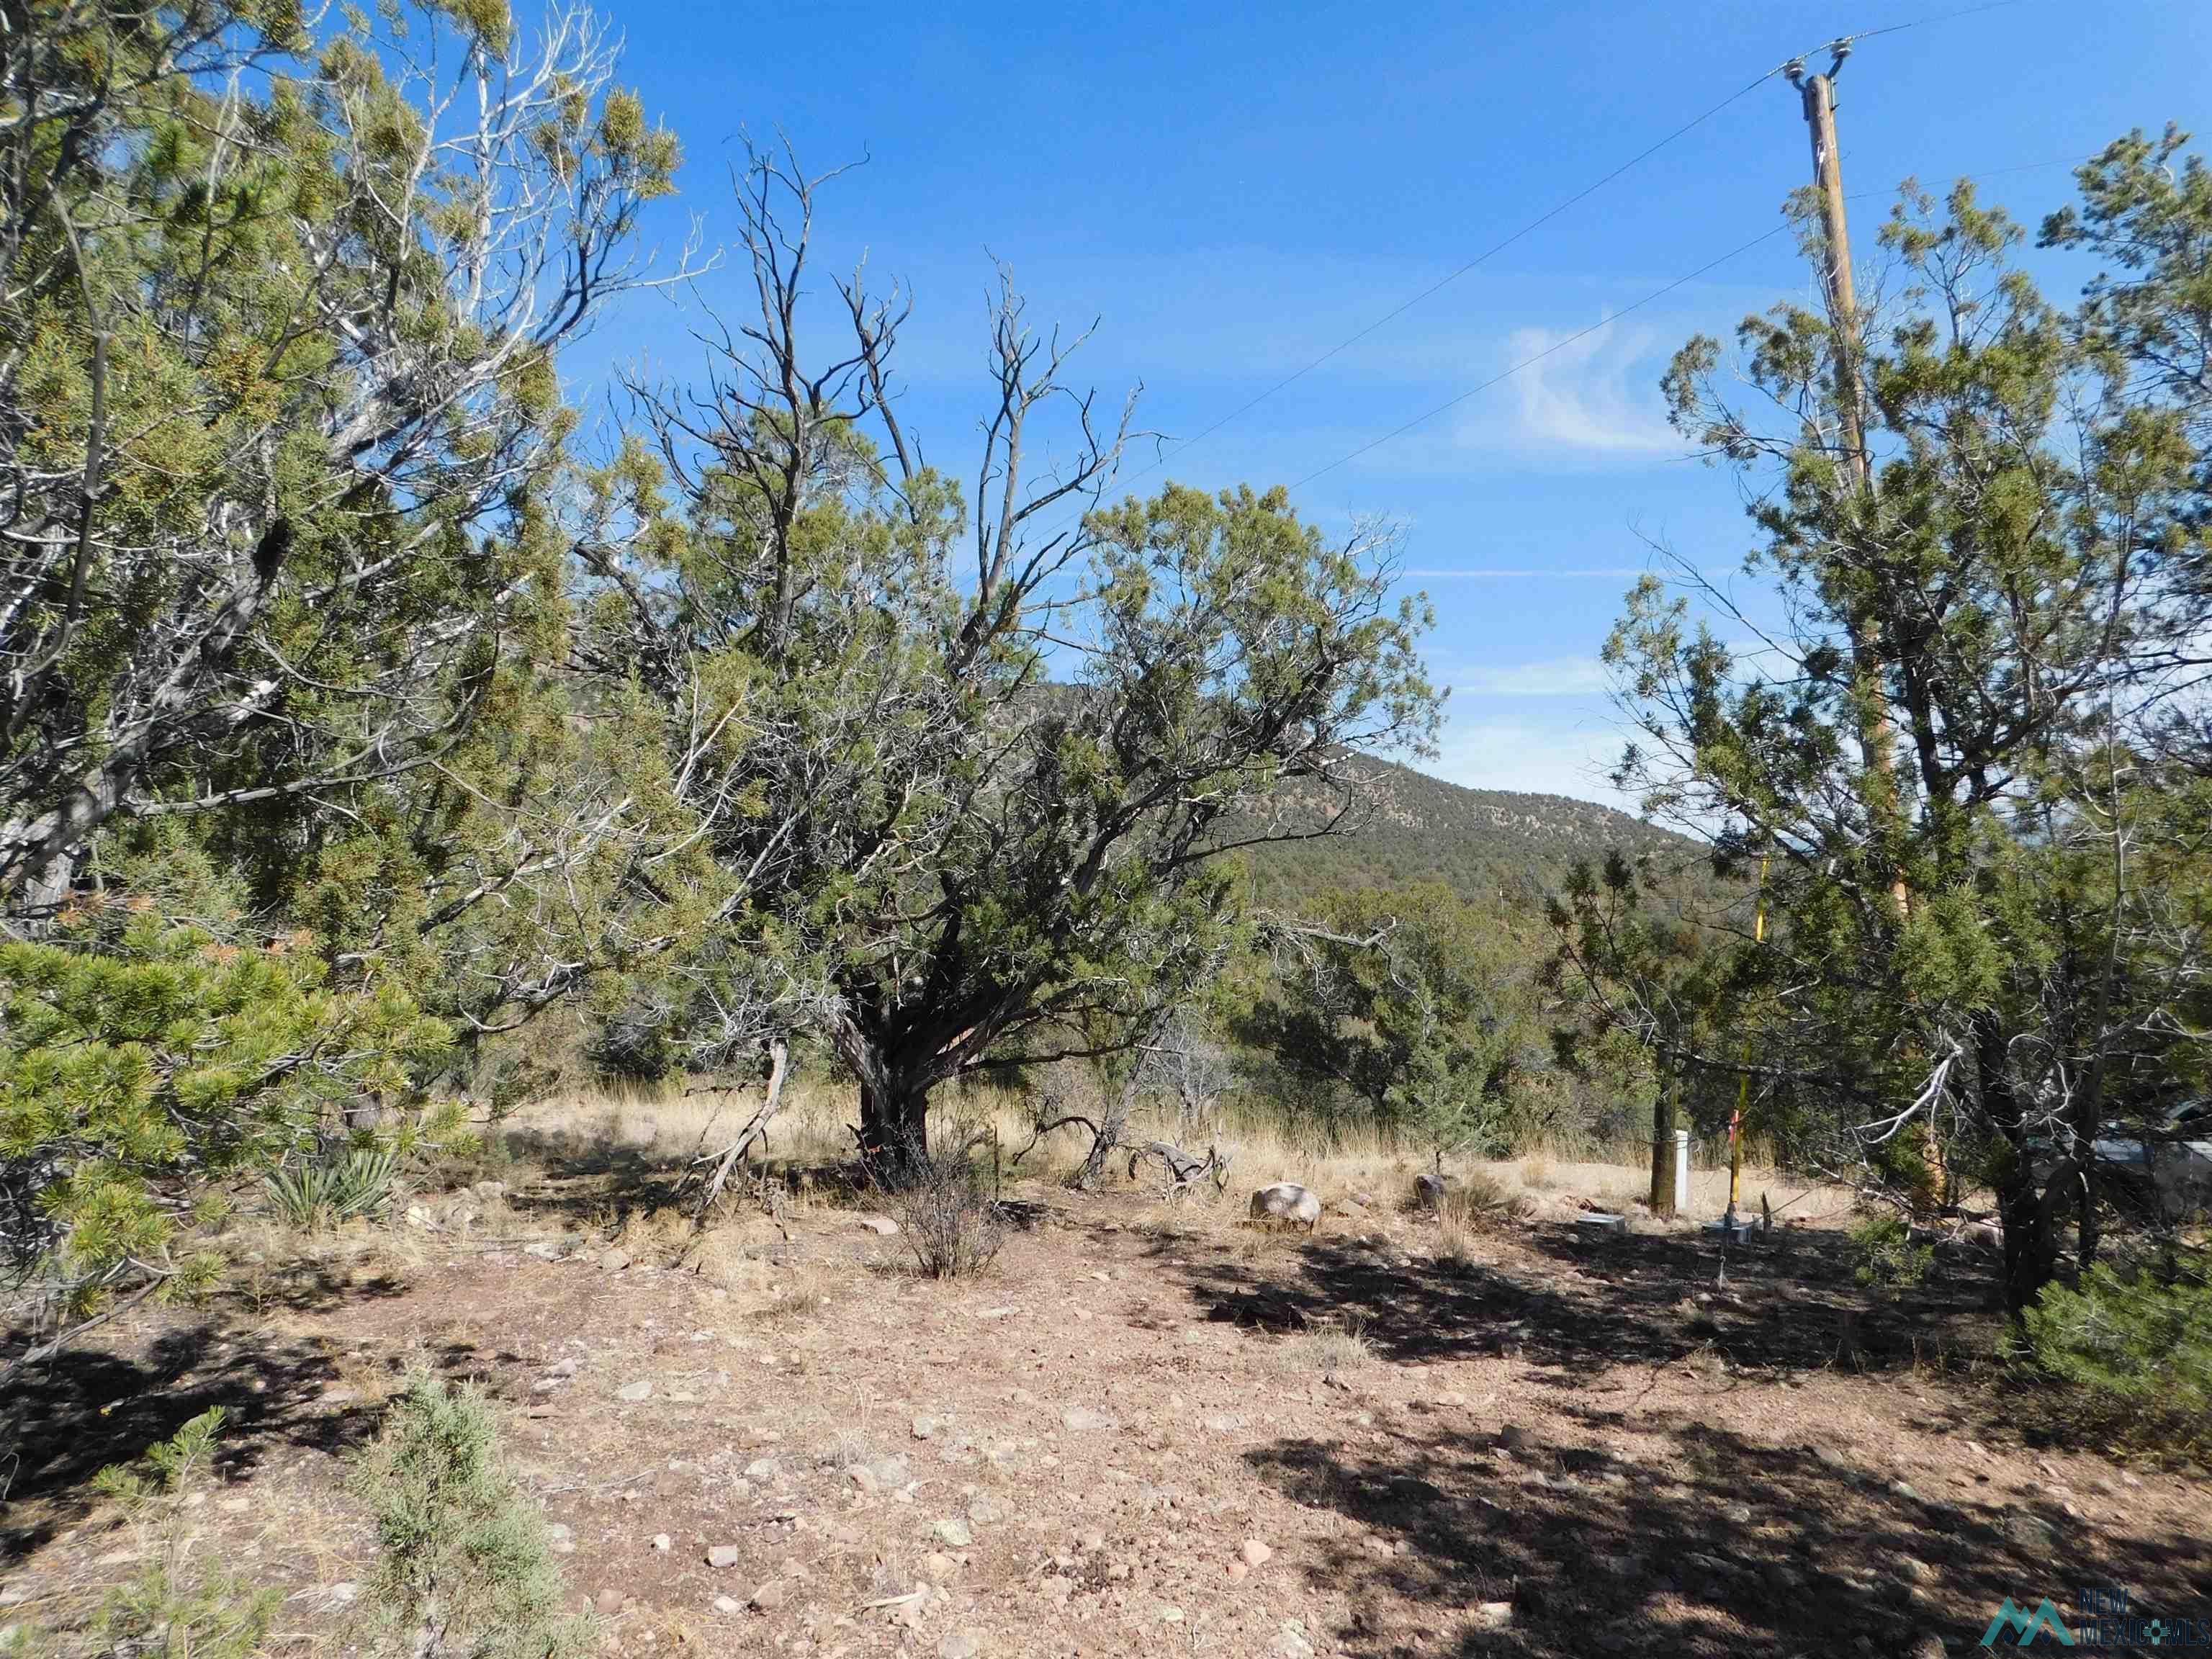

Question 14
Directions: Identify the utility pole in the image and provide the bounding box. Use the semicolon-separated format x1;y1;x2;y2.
1785;44;1910;919
1791;46;1872;497
1788;44;1938;1221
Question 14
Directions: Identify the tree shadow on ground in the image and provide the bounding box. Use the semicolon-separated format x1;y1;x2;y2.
1162;1220;1995;1380
498;1123;690;1226
1147;1218;2208;1653
1242;1414;2207;1656
498;1123;876;1233
1;1323;356;1565
1;1292;544;1568
210;1257;409;1317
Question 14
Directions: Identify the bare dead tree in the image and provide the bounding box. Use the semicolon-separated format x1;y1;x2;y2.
1137;1009;1235;1143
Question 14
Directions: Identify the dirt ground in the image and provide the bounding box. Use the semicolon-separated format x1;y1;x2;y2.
4;1151;2208;1658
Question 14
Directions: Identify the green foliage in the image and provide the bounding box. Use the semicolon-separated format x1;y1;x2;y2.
0;900;448;1336
1849;1213;1933;1296
584;978;688;1083
564;153;1449;1167
0;0;700;1055
1866;1122;1945;1217
91;1408;279;1659
93;1407;230;1506
1613;138;2212;1313
353;1372;592;1659
1545;848;1752;1173
264;1141;403;1229
1239;880;1531;1154
95;1547;278;1659
2026;1261;2212;1449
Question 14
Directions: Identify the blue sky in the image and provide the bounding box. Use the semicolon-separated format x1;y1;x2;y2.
570;0;2212;807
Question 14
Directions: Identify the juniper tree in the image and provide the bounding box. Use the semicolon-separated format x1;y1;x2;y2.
602;150;1440;1176
0;0;703;1033
1614;151;2212;1316
1545;850;1746;1216
1238;879;1529;1161
0;0;702;1364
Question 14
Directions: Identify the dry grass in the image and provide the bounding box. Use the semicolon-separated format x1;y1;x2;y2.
1421;1172;1536;1247
1434;1217;1480;1272
673;1223;781;1296
501;1079;1826;1243
1269;1316;1376;1382
755;1262;830;1320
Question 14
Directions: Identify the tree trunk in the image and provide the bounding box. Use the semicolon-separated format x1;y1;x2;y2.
1649;1070;1678;1218
1995;1157;2065;1322
828;1005;935;1184
1972;1010;2062;1321
857;1079;932;1183
2076;1153;2100;1276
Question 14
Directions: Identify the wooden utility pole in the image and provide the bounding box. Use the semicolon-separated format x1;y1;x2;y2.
1793;51;1872;497
1786;45;1909;919
1790;44;1938;1220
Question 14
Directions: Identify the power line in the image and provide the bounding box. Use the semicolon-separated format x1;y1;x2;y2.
1286;153;2087;492
1099;2;2041;498
1289;225;1789;490
1120;65;1785;488
1846;0;2031;45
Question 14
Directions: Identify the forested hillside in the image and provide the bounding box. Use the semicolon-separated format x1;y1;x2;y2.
1242;757;1709;914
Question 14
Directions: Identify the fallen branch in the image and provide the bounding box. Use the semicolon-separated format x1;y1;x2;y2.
689;1036;790;1218
1125;1138;1233;1199
1009;1112;1107;1171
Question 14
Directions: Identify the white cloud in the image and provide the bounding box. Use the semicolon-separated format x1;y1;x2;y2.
1455;656;1609;698
1493;315;1679;457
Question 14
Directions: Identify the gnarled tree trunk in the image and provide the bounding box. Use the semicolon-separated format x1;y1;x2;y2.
856;1079;932;1183
1975;1011;2063;1321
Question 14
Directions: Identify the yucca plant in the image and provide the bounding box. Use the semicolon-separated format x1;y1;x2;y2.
266;1141;402;1229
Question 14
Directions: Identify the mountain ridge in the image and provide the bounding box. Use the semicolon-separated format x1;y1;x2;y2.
1244;754;1707;913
